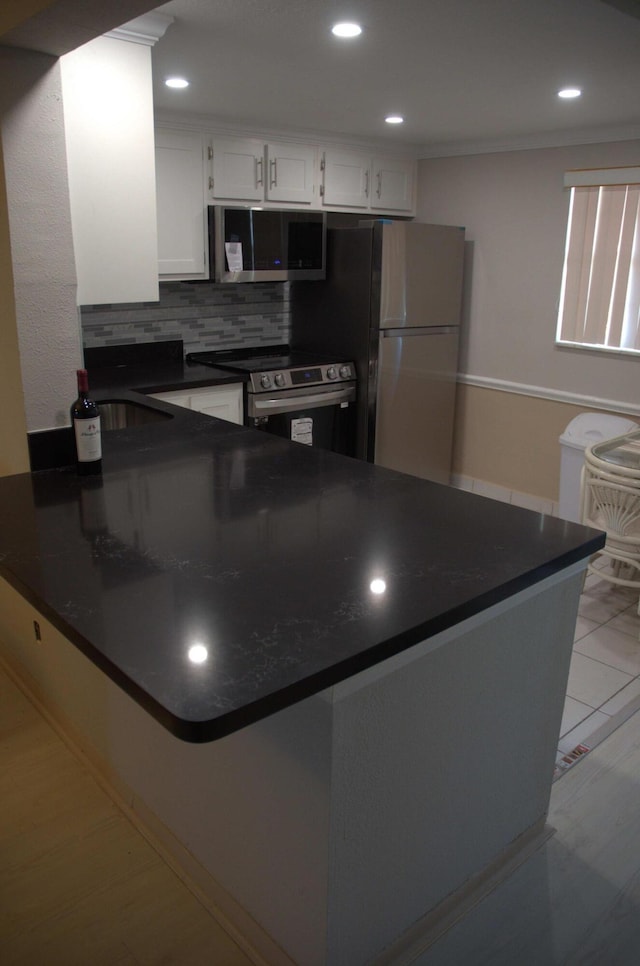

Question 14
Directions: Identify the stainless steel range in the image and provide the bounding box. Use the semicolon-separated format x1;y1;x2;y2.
186;346;357;455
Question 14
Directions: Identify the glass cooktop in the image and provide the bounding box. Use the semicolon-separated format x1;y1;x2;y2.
186;345;346;374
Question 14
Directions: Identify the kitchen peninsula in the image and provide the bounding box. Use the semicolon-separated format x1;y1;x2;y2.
0;401;603;966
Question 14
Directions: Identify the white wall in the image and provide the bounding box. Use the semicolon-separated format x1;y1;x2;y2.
0;47;81;432
417;139;640;411
0;33;160;434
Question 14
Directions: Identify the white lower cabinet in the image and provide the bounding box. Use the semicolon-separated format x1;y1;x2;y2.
149;385;244;425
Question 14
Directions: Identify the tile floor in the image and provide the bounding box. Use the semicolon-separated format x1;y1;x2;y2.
555;571;640;778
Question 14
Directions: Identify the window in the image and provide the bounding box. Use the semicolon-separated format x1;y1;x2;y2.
556;167;640;354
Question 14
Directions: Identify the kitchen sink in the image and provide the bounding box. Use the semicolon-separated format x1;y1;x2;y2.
98;400;173;431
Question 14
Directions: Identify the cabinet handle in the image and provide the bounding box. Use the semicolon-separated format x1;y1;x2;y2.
376;172;382;198
364;170;370;198
270;158;277;189
255;156;264;187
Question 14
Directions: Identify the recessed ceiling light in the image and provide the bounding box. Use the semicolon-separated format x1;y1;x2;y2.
165;76;189;89
558;87;582;99
331;22;362;38
385;115;404;125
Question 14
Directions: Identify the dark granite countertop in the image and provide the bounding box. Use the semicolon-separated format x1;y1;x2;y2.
84;338;246;398
0;404;604;742
89;359;246;396
27;346;249;472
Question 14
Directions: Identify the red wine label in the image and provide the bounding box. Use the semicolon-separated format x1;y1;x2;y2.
74;415;102;462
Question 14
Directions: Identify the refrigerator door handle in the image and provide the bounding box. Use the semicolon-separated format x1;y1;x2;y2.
381;326;458;338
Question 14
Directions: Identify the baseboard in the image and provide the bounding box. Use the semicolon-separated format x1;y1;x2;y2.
373;818;554;965
451;472;559;516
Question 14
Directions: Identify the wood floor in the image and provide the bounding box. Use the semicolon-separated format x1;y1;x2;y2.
0;665;254;966
3;655;640;965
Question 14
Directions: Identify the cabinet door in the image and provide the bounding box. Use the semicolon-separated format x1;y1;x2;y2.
147;390;192;409
155;128;207;277
62;37;159;303
189;386;243;424
321;149;370;208
372;158;415;212
148;385;244;425
265;142;316;204
211;136;265;202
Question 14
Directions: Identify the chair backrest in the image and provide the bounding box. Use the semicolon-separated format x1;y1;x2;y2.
583;476;640;542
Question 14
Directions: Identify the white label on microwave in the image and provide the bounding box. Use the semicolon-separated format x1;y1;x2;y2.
225;242;243;272
291;417;313;446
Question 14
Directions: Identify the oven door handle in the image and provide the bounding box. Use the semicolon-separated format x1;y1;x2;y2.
248;385;356;417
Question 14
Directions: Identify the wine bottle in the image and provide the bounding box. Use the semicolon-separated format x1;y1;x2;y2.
71;368;102;475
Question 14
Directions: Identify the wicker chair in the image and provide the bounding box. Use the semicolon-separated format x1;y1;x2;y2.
580;459;640;612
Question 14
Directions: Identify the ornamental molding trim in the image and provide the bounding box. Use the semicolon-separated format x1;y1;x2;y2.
106;12;174;46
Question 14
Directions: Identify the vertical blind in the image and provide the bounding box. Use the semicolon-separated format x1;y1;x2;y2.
557;179;640;352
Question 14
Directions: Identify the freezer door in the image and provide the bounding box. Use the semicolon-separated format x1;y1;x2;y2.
380;222;465;329
374;328;458;483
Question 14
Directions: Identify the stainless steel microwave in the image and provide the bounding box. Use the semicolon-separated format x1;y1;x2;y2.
209;206;326;283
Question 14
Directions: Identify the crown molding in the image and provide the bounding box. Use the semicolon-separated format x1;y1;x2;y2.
418;123;640;159
106;12;174;46
153;110;423;157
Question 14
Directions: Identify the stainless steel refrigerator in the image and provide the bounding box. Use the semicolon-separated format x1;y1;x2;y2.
290;219;465;483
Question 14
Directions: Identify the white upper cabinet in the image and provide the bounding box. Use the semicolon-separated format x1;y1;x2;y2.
210;136;317;205
154;127;417;276
321;149;370;208
321;149;415;213
264;142;317;204
155;128;207;278
61;37;159;304
371;157;415;212
210;136;265;202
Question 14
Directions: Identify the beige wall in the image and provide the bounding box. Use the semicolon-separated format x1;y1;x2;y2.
0;145;28;475
418;141;640;502
453;385;634;503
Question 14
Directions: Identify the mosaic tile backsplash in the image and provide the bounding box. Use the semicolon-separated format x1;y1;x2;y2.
80;281;290;354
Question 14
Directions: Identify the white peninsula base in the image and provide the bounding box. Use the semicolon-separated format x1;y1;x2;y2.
0;564;585;966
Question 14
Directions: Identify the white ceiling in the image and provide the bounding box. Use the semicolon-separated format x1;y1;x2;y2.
149;0;640;156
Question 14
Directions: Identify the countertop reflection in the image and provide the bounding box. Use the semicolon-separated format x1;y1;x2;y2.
0;410;603;741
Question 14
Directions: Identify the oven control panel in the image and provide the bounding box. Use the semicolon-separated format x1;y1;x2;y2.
250;362;355;393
